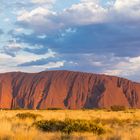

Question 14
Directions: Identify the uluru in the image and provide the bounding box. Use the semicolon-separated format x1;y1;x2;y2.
0;70;140;109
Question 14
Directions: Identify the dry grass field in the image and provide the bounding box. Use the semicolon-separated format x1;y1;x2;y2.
0;109;140;140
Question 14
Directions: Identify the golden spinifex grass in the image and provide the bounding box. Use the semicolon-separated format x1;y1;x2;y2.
0;109;140;140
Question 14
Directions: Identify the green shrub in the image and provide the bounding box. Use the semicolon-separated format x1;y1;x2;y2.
110;105;126;111
47;108;63;110
34;119;105;135
16;112;42;120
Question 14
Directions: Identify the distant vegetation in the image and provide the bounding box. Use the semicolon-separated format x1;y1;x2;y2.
110;105;126;111
16;112;42;120
47;108;63;110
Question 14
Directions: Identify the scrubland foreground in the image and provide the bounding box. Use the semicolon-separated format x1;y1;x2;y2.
0;109;140;140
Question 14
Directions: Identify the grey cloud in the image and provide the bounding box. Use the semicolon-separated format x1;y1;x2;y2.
18;57;60;67
13;23;140;57
0;29;4;35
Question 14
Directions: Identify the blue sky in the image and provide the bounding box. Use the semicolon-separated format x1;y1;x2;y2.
0;0;140;81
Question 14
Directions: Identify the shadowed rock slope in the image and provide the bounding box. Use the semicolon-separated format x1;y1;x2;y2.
0;70;140;109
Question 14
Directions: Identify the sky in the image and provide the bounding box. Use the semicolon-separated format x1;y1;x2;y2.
0;0;140;81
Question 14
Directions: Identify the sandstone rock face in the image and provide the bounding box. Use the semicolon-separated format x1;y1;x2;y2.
0;70;140;109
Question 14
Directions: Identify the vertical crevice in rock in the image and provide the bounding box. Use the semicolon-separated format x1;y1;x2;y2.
64;74;78;108
36;80;52;109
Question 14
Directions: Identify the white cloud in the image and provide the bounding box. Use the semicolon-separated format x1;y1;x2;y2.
44;61;65;69
0;60;65;73
37;34;47;39
104;69;123;76
14;28;24;33
73;53;140;81
112;0;140;22
31;0;55;4
16;1;107;33
114;0;140;10
104;56;140;78
17;7;59;33
15;49;56;64
17;7;54;22
16;0;140;34
0;45;61;72
2;40;23;57
61;1;107;25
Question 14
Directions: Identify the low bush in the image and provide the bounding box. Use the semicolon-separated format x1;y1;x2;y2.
16;112;42;120
110;105;126;111
34;119;105;135
47;108;63;110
